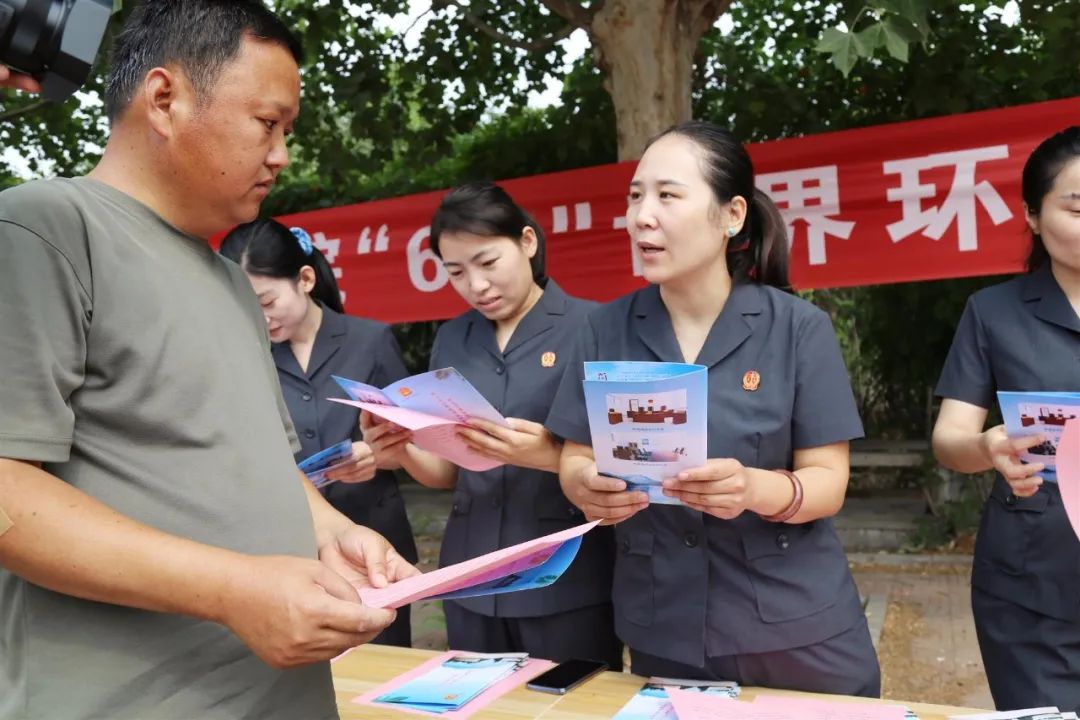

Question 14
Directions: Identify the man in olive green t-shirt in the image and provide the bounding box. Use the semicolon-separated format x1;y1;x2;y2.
0;3;417;719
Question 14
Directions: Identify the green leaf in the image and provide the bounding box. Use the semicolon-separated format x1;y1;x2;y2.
855;24;885;55
882;23;910;62
885;15;923;44
815;27;849;53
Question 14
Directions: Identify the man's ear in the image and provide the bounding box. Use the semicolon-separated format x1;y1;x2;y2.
142;66;189;139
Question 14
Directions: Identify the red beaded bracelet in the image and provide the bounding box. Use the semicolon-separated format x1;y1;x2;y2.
760;468;804;523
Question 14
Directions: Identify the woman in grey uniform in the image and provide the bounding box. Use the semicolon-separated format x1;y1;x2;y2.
545;122;879;695
932;127;1080;712
220;219;419;647
364;182;622;669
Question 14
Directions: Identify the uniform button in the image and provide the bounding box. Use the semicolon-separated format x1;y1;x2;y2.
683;532;698;548
495;364;505;375
1005;494;1017;506
491;495;502;508
452;502;460;513
303;429;316;439
776;532;790;550
301;392;312;401
620;539;630;554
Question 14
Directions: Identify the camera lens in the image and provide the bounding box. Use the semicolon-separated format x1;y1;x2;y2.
0;0;111;102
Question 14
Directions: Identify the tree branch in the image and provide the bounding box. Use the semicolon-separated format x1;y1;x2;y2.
439;0;579;53
0;100;47;125
538;0;599;31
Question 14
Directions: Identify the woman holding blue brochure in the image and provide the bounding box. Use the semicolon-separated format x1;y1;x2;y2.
932;127;1080;712
220;218;419;647
545;122;879;695
363;182;623;670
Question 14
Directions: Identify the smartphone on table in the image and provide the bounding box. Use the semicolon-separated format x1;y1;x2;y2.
526;659;609;695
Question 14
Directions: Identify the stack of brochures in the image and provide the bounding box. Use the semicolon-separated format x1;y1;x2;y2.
583;361;708;505
612;677;740;720
948;709;1078;720
296;439;353;488
355;651;550;717
665;691;911;719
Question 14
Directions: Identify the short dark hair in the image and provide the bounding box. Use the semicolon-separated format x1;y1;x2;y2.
219;218;345;314
105;0;302;122
1022;126;1080;272
645;121;791;291
430;182;548;286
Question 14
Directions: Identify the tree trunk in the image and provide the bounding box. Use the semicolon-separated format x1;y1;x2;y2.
588;0;729;160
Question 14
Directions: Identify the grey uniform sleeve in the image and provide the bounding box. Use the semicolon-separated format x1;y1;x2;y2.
0;220;91;462
935;296;994;410
792;308;865;449
544;317;598;445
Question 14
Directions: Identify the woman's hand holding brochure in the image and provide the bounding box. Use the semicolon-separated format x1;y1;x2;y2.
980;425;1047;497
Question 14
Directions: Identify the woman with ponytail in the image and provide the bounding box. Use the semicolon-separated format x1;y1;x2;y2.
932;127;1080;712
220;218;419;647
362;182;622;669
545;121;878;694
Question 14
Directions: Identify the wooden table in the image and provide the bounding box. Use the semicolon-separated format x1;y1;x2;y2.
333;645;988;719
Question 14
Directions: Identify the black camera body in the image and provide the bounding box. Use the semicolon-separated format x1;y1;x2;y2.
0;0;112;102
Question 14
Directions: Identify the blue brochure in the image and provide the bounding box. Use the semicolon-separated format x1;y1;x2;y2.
583;362;708;505
374;653;529;714
997;392;1080;481
296;439;353;488
430;535;582;602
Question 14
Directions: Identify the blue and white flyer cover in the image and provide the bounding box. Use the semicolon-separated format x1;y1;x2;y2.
997;392;1080;480
583;362;707;505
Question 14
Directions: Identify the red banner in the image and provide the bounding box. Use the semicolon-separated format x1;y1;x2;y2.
269;97;1080;324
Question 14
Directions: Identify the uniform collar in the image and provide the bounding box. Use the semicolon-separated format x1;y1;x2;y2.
466;280;569;359
1021;264;1080;333
272;301;347;381
632;282;764;367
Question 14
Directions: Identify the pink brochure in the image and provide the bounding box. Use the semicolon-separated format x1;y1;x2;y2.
1057;419;1080;541
750;695;908;720
666;690;764;719
351;650;554;719
357;521;600;609
328;399;501;472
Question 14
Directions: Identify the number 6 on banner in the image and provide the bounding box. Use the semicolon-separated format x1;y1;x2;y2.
406;226;449;293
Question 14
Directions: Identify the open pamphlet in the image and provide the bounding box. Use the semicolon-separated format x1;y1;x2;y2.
583;361;708;505
296;439;353;488
352;651;553;718
356;521;599;609
612;677;740;720
996;392;1080;481
330;368;509;472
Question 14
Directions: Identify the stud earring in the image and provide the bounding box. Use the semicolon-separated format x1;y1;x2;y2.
727;227;738;237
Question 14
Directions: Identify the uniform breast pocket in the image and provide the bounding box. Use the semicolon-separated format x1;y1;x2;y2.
614;530;654;627
534;485;583;528
741;520;843;623
975;481;1049;577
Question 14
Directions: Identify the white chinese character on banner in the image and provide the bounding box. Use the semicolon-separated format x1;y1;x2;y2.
884;145;1012;251
313;231;346;304
756;165;854;266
